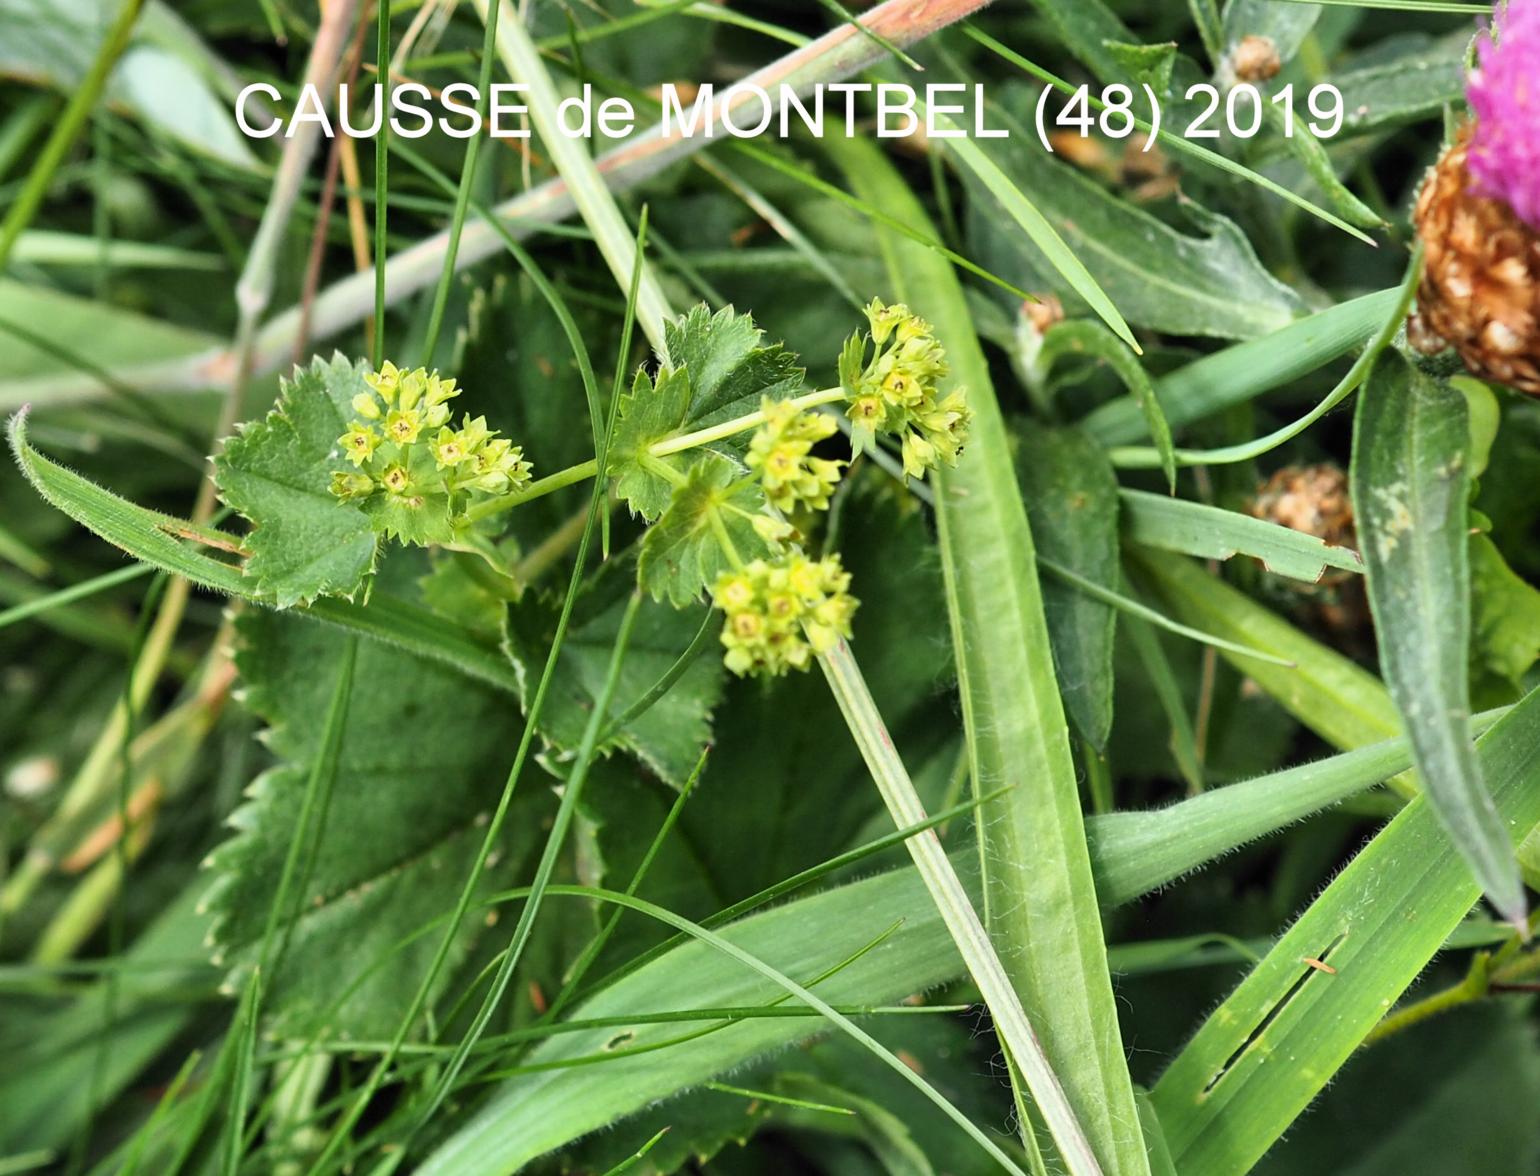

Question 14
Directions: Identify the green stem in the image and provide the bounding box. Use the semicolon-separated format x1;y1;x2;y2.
652;387;847;455
465;386;846;523
816;641;1102;1173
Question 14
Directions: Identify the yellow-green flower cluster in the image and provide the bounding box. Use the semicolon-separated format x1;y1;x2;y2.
711;553;858;677
842;299;972;478
746;397;844;514
330;363;532;508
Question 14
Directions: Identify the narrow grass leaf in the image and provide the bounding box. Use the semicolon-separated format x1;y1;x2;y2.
1150;687;1540;1172
1082;289;1402;445
830;133;1149;1176
1352;351;1525;925
929;115;1139;352
1121;490;1363;583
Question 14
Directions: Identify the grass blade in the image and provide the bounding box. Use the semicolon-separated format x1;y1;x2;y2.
1082;289;1402;446
830;133;1149;1176
1352;351;1526;926
1120;490;1363;584
1150;686;1540;1172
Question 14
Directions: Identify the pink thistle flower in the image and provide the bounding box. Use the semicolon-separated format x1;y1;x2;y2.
1466;0;1540;230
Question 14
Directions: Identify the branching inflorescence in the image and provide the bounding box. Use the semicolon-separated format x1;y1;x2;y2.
306;298;968;676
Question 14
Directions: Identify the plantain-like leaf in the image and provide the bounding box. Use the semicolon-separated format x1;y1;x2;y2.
214;353;379;607
202;607;540;1039
610;305;802;520
965;97;1302;341
1352;351;1524;925
636;452;772;606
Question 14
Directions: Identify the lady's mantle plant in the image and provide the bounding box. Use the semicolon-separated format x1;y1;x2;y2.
213;298;968;676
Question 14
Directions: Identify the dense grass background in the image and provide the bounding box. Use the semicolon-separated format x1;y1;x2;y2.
2;1;1539;1173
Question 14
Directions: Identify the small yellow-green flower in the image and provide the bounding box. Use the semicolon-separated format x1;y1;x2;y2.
747;398;844;514
431;426;470;470
330;471;374;499
385;408;423;446
840;299;972;477
340;422;381;467
331;364;531;529
710;552;858;677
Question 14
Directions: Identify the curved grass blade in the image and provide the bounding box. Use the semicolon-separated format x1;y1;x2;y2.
1352;351;1526;926
1106;248;1418;470
1082;288;1402;446
963;24;1375;245
418;885;1032;1176
830;133;1148;1176
927;119;1139;353
1150;686;1540;1172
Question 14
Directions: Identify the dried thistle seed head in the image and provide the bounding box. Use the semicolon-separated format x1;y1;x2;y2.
1230;35;1281;83
1414;129;1540;395
1251;464;1355;548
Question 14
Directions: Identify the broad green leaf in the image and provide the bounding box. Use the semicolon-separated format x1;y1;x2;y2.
1040;322;1176;487
1016;426;1121;750
1082;288;1401;446
1151;686;1540;1172
1121;489;1363;583
214;355;379;607
1352;351;1524;924
505;551;725;788
635;452;771;606
203;607;539;1038
1470;534;1540;692
1332;32;1467;136
1022;0;1141;85
965;101;1302;341
831;134;1151;1176
611;306;802;520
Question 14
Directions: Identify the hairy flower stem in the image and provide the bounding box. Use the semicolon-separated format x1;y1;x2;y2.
818;642;1101;1172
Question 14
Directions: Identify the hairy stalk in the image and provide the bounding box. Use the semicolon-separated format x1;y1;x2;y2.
464;386;846;523
0;0;997;409
818;642;1102;1172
